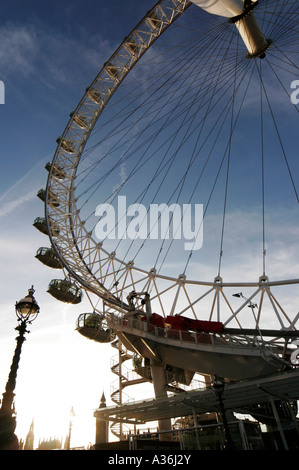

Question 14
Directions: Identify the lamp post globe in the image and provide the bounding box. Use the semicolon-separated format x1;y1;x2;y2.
211;376;225;396
15;285;40;321
0;286;39;450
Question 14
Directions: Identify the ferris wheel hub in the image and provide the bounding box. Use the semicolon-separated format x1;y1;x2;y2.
191;0;269;57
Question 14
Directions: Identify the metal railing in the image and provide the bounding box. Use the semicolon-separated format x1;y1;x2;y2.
108;314;283;356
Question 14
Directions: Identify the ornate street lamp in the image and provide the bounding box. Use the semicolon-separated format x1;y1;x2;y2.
211;375;235;450
0;286;39;450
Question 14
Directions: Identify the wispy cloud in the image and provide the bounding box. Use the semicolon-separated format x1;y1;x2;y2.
0;158;46;218
0;23;38;78
0;21;112;89
0;189;36;218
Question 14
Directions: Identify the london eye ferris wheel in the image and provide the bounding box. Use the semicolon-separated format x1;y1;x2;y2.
35;0;299;383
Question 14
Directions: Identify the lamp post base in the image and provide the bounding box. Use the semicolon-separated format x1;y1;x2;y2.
0;411;18;450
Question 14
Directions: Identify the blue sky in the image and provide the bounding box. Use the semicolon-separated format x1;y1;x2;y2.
0;0;298;448
0;0;156;447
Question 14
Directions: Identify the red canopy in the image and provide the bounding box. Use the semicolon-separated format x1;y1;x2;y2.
165;315;223;334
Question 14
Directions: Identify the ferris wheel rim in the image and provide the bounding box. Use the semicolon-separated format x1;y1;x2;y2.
44;0;199;303
43;0;299;324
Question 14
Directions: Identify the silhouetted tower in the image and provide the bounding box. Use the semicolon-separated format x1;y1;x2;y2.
95;391;108;445
24;419;34;450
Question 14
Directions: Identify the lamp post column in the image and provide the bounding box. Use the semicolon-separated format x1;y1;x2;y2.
0;286;39;450
1;320;28;413
212;375;236;450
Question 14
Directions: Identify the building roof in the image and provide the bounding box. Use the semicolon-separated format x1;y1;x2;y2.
94;369;299;424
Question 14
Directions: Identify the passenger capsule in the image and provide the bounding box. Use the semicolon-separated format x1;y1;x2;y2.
146;12;160;30
35;247;63;269
37;189;60;208
45;162;66;180
124;39;139;55
33;217;60;236
56;137;75;154
33;217;48;235
76;313;115;343
106;64;119;80
47;279;83;304
72;113;89;129
86;88;102;105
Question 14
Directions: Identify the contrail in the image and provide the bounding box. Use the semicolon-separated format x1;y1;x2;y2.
0;157;49;217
